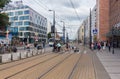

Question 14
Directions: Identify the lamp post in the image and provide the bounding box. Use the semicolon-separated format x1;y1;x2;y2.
89;8;92;49
61;21;65;44
49;10;55;43
27;35;29;44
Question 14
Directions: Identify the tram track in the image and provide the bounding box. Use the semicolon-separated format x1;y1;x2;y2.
5;54;72;79
0;53;51;71
39;53;81;79
68;52;83;79
37;53;73;79
0;53;59;79
69;49;96;79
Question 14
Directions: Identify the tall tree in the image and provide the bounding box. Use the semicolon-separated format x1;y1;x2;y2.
47;32;52;39
0;0;11;32
0;0;11;8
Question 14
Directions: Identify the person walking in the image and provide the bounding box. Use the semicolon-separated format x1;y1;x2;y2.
53;42;57;52
108;42;111;52
57;42;61;52
42;41;45;53
97;42;101;51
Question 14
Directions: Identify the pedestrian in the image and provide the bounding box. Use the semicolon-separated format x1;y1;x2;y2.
42;41;45;53
57;42;61;52
91;43;94;50
108;42;111;52
97;42;101;50
66;43;69;51
26;44;30;52
53;42;57;52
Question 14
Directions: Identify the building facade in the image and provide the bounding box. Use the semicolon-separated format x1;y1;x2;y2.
83;17;90;44
2;2;47;43
91;5;97;42
78;23;84;44
96;0;110;41
109;0;120;47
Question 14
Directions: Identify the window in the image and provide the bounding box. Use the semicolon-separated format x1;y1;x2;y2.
15;22;19;26
10;22;14;26
19;32;23;36
15;22;23;26
24;10;29;14
24;16;29;20
19;16;23;20
24;21;30;25
24;32;30;37
19;16;29;20
19;27;24;31
18;11;23;15
8;12;14;16
10;17;14;21
14;16;18;20
19;22;23;25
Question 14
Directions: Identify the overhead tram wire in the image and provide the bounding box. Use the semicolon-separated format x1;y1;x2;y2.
23;0;71;31
31;0;66;21
24;0;81;27
68;0;81;22
29;0;68;22
23;0;48;15
23;0;64;24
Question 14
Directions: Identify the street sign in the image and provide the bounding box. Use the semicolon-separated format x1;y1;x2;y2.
93;29;98;34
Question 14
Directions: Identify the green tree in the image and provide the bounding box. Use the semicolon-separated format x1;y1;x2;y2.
47;32;52;39
0;0;11;8
0;0;11;31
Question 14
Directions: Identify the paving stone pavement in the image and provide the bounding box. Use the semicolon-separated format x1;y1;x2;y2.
96;48;120;79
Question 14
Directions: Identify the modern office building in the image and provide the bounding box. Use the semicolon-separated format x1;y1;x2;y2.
2;1;47;43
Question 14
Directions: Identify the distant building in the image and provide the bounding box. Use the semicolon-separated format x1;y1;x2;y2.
2;1;47;43
78;23;84;44
84;17;90;44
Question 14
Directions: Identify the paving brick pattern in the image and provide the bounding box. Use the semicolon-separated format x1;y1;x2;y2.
70;52;95;79
40;54;80;79
96;49;120;79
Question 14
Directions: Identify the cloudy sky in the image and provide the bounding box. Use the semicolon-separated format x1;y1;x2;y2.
11;0;96;39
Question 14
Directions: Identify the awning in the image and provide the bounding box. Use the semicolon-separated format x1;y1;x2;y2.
106;29;120;37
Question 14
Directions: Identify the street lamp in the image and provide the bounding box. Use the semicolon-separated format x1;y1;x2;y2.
61;21;65;44
89;8;92;49
49;10;55;43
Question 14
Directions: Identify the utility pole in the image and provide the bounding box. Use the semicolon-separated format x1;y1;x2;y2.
89;8;92;49
49;10;55;43
61;21;65;44
84;22;86;46
66;32;69;43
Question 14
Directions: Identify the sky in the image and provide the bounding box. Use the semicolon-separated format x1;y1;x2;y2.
11;0;96;40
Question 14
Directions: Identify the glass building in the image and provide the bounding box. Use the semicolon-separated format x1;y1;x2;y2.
2;3;47;43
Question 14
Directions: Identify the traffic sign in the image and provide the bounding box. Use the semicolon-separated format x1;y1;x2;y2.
93;29;98;34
